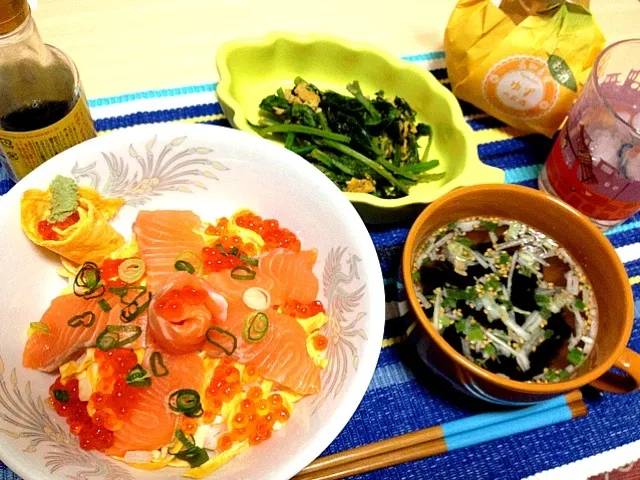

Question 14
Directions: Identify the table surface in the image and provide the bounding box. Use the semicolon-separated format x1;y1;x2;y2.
3;1;640;479
31;0;640;99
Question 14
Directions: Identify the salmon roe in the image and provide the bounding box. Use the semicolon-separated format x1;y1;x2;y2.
203;359;290;452
37;211;80;241
313;334;329;351
99;258;140;288
49;377;114;452
70;348;144;451
234;212;301;252
155;285;208;321
279;300;325;319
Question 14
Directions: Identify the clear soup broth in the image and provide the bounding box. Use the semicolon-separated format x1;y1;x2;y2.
411;217;597;383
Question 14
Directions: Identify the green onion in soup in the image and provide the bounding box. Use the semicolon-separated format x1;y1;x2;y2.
411;217;597;384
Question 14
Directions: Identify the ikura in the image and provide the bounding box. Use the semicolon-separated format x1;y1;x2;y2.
37;211;80;241
234;212;301;252
49;376;115;451
155;285;208;321
86;348;141;443
279;300;325;319
99;258;128;288
201;233;258;274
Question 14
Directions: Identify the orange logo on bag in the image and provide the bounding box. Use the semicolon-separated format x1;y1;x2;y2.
482;56;559;119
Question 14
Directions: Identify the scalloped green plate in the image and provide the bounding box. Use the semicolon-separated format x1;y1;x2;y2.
216;32;504;223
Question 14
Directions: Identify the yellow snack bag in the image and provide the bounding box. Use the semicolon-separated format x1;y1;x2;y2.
444;0;605;137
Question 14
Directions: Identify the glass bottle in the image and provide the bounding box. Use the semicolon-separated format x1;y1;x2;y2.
0;0;96;182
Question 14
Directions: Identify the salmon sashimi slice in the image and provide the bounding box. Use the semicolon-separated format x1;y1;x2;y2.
22;292;147;372
106;352;205;456
133;210;205;293
148;272;228;354
206;248;319;306
204;301;321;395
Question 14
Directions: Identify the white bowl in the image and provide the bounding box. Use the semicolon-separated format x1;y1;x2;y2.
0;124;385;480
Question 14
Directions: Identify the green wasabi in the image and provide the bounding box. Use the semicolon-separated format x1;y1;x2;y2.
48;175;78;223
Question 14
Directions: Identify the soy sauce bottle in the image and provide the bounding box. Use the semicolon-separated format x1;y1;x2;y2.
0;0;96;181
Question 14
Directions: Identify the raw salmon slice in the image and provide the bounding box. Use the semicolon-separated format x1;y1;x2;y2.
204;301;321;395
133;210;205;293
22;292;147;372
106;352;205;456
148;272;228;354
206;248;319;305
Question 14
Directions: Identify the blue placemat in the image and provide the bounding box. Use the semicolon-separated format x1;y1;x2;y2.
1;54;639;480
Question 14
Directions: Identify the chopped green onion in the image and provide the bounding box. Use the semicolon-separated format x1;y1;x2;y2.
544;329;555;340
169;390;203;418
96;325;142;351
174;430;209;468
174;260;196;274
73;262;104;299
118;258;146;283
53;389;69;403
484;344;497;356
126;364;151;387
499;252;510;264
230;266;256;280
411;272;421;281
29;322;49;334
467;324;484;342
205;326;237;355
119;292;152;323
454;237;474;248
539;307;552;320
455;320;467;333
567;348;585;366
98;299;111;312
574;299;587;311
558;369;571;380
481;221;498;232
238;254;259;266
242;312;269;343
534;294;550;306
109;285;147;306
150;352;169;377
67;311;96;328
228;246;239;256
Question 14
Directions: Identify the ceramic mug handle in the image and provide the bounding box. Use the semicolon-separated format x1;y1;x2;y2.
591;348;640;394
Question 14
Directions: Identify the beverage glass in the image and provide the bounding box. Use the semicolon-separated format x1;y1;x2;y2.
539;39;640;230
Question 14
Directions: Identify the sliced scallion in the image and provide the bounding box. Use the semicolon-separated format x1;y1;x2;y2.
230;266;256;280
29;322;49;334
67;311;96;328
242;312;269;343
205;326;237;355
150;351;169;377
126;364;151;387
53;389;69;403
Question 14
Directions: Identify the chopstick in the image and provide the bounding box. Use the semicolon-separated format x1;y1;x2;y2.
294;391;586;480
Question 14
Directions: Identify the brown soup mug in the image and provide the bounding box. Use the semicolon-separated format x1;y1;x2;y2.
402;184;640;404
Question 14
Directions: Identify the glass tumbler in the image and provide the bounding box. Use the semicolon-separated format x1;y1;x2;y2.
539;39;640;230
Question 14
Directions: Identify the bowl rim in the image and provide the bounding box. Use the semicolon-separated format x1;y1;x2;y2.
401;183;634;394
215;31;504;210
0;123;386;480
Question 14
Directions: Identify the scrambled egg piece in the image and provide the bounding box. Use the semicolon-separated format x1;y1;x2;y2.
21;185;125;265
345;178;376;193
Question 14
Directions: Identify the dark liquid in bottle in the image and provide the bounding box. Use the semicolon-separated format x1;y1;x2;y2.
0;100;73;132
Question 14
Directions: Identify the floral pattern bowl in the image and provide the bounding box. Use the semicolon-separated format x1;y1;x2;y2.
0;124;385;480
215;32;505;224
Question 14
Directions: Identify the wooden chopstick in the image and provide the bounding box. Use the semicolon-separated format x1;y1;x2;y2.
294;391;585;480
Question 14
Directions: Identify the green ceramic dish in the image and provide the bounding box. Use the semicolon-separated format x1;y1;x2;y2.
216;32;505;223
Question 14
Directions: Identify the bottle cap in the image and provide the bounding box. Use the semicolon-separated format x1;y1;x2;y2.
0;0;29;35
